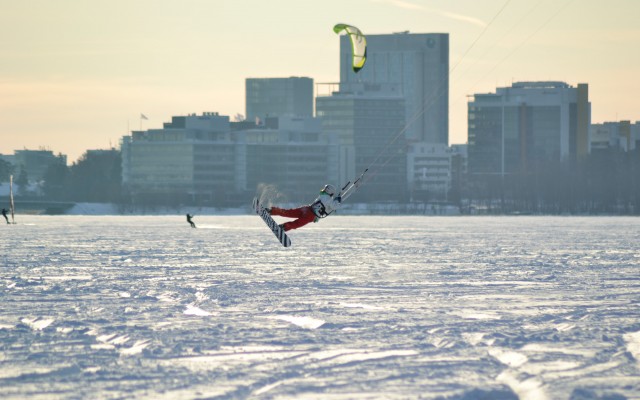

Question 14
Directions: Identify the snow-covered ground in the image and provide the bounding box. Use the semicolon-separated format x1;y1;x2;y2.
1;216;639;399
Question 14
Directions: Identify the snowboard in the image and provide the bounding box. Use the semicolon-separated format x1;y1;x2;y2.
252;197;292;247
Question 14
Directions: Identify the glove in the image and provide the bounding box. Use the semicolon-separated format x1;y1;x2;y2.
335;196;342;203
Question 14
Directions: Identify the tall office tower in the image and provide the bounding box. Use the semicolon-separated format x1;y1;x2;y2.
245;77;313;121
467;82;590;175
316;83;407;202
339;32;449;144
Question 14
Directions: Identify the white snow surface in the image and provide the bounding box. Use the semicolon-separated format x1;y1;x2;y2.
1;215;639;399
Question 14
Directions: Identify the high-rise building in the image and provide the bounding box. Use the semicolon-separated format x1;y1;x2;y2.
467;81;590;175
245;77;313;121
316;83;407;202
339;32;449;144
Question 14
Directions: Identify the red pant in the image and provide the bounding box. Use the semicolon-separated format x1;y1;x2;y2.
270;206;316;231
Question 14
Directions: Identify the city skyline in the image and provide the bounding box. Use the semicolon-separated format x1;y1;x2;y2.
2;0;639;163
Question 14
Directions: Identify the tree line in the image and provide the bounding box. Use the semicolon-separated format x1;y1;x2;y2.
462;148;640;215
40;150;123;203
4;147;639;214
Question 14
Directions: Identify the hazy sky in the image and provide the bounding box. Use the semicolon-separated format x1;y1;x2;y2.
2;0;639;163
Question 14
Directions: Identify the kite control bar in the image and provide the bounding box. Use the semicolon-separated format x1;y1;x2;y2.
339;168;368;202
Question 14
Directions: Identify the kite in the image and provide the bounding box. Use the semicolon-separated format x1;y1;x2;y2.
333;23;367;73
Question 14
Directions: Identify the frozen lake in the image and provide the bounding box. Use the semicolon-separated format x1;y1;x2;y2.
1;215;639;399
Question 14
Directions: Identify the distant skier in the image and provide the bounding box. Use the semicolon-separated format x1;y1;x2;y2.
268;184;342;231
1;208;8;224
186;213;196;228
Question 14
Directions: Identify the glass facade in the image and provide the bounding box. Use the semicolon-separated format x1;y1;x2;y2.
317;94;407;202
245;140;335;204
468;82;590;176
468;103;503;175
121;114;340;206
246;77;313;120
340;33;449;144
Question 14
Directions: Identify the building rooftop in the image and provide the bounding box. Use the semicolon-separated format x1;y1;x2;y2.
511;81;571;89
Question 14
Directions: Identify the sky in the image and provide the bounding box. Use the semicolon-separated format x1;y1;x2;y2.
1;0;639;163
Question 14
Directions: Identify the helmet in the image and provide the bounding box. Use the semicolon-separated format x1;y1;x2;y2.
322;184;336;196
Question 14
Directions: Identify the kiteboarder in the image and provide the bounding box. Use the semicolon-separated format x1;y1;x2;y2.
2;208;8;224
268;184;342;232
186;213;196;228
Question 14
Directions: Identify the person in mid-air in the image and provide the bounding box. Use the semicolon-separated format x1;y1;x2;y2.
268;184;342;231
1;208;8;224
186;213;196;228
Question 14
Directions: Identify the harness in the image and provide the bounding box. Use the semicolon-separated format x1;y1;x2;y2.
311;200;329;219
